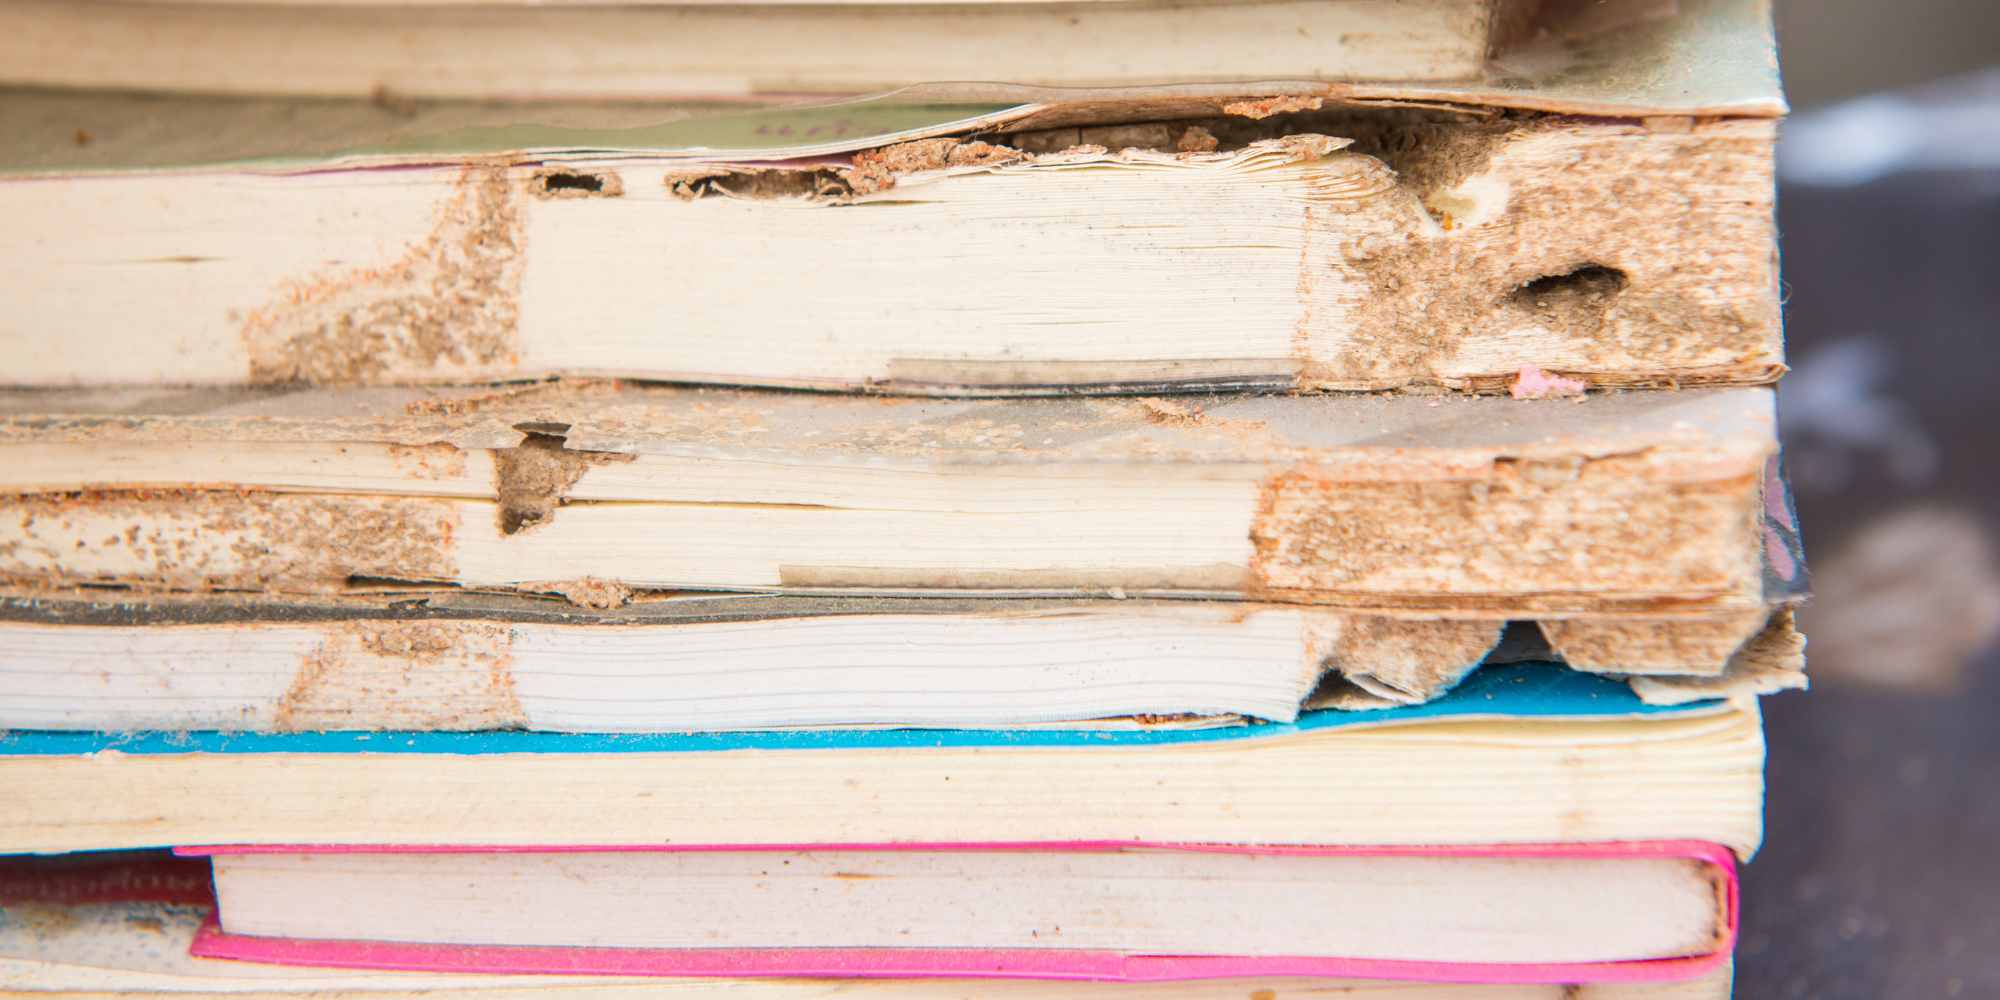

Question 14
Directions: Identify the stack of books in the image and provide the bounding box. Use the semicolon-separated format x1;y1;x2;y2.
0;0;1805;997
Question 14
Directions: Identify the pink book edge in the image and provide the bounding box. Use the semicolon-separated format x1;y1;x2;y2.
185;840;1737;986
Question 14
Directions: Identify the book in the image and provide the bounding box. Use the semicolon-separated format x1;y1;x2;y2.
187;841;1736;980
0;592;1804;732
0;384;1803;627
0;0;1794;986
0;853;1737;999
0;1;1785;394
0;115;1780;395
0;0;1568;101
0;665;1769;856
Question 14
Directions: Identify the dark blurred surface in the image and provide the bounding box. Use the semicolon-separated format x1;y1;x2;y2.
1746;667;2000;997
1777;0;2000;109
1735;69;2000;998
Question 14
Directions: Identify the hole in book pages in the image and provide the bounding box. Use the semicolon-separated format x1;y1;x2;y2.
530;169;624;199
496;433;573;535
667;168;853;202
1509;264;1630;310
544;173;602;193
1487;620;1558;664
490;425;634;537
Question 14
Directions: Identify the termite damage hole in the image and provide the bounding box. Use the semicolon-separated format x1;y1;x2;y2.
1508;264;1629;312
530;168;624;199
492;424;637;536
668;168;853;201
494;429;585;536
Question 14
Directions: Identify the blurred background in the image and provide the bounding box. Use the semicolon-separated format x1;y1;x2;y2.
1741;1;2000;996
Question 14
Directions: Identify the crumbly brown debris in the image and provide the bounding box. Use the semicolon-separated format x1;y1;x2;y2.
530;577;634;610
1223;95;1326;120
0;490;458;593
1249;452;1766;609
240;164;525;384
1175;126;1220;153
401;379;614;419
386;442;469;480
1135;397;1205;426
845;138;1028;195
274;620;524;731
1314;118;1780;391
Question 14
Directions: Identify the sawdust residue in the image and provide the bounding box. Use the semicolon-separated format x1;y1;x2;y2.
846;138;1028;195
0;490;459;593
530;577;634;609
1223;95;1325;120
240;164;525;384
1176;126;1220;153
402;379;617;419
1248;452;1766;607
1313;119;1779;391
387;442;468;480
274;620;522;731
1135;397;1205;426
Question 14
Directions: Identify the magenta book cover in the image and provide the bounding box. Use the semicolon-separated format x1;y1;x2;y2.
183;839;1738;986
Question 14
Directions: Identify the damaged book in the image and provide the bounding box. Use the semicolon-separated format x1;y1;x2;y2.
0;382;1805;640
0;664;1773;856
0;0;1785;393
0;591;1805;732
